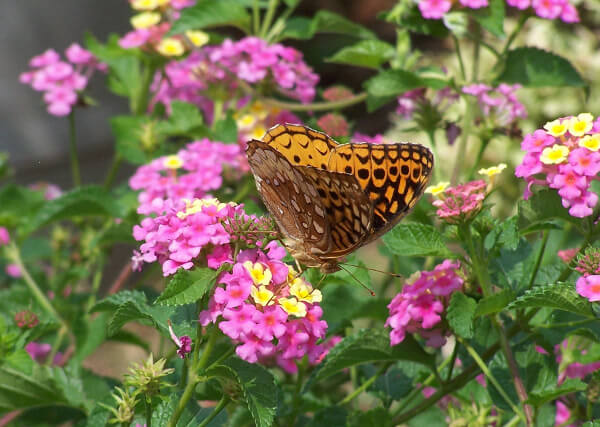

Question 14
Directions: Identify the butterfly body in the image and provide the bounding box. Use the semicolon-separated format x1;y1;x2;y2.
246;124;433;273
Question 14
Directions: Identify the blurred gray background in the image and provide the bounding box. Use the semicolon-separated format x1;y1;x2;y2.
0;1;131;187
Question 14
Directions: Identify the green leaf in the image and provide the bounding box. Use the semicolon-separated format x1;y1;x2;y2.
496;47;586;88
372;367;412;400
518;190;574;232
348;407;392;427
110;115;151;165
0;358;86;413
391;8;449;38
474;289;515;318
207;358;277;427
169;0;251;35
157;101;205;136
527;378;586;406
307;329;435;386
507;282;594;318
280;17;313;40
0;185;44;227
155;267;218;306
311;10;375;39
447;293;477;338
327;40;395;69
383;223;452;257
309;406;348;427
472;0;505;37
108;300;174;336
24;186;125;234
210;112;238;143
92;290;147;312
71;313;109;365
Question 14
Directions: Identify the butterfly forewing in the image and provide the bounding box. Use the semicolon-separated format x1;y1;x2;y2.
328;142;433;242
261;123;338;170
246;140;332;254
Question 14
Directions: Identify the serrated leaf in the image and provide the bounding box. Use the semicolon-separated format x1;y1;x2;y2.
475;289;515;318
472;0;505;37
327;40;395;69
169;0;251;35
155;267;218;306
383;223;451;257
71;312;109;365
372;367;412;400
496;47;586;88
157;101;205;136
110;115;151;165
108;300;174;336
447;293;477;338
207;358;277;427
526;378;586;406
24;186;125;234
306;329;434;387
92;290;147;312
311;10;375;39
348;407;392;427
507;282;594;317
518;190;574;232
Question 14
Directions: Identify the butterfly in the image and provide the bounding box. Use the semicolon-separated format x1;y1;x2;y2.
246;124;434;273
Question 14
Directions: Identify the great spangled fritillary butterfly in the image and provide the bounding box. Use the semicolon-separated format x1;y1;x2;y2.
246;124;434;273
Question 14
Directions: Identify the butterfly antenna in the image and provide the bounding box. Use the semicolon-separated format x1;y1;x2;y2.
340;263;404;278
339;264;375;297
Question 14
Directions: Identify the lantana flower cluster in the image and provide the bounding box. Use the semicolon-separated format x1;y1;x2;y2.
129;139;241;216
396;87;458;120
199;244;331;372
573;247;600;302
426;165;506;223
462;83;527;126
119;0;203;57
515;113;600;218
418;0;578;23
19;44;106;116
235;101;300;147
132;198;239;275
151;36;319;117
386;260;464;348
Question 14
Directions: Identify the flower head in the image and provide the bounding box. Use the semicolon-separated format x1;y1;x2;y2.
430;180;486;224
425;182;449;196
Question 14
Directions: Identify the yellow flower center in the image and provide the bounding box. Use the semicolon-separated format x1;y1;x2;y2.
251;285;274;306
131;12;161;29
540;144;569;165
185;30;210;47
278;297;307;317
243;261;272;287
580;134;600;151
156;38;185;56
289;280;322;303
425;182;450;196
236;114;257;129
132;0;159;10
250;126;267;140
163;154;183;170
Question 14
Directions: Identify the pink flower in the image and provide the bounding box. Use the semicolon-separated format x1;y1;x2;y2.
506;0;531;8
253;306;288;340
6;263;21;278
322;86;354;102
316;113;349;138
418;0;452;19
353;132;385;144
557;248;577;263
463;83;527;126
168;321;192;358
29;49;60;67
550;164;587;199
431;180;487;224
65;43;94;64
119;29;151;48
396;88;426;118
532;0;564;19
0;227;9;245
459;0;488;8
555;401;571;426
386;260;463;347
14;310;39;329
575;275;600;302
568;147;600;176
25;342;62;365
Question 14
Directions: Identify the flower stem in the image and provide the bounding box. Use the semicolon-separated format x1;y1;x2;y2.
252;0;261;35
451;96;475;185
339;362;392;405
453;35;467;81
198;396;229;427
68;111;81;187
103;154;122;190
145;398;153;427
261;92;368;112
260;0;279;38
212;99;224;130
461;338;526;423
526;230;549;290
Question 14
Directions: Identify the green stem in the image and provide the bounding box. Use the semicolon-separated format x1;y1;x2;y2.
461;339;526;423
260;0;279;38
451;96;475;185
212;99;224;130
197;325;219;373
145;398;153;427
466;138;489;181
471;23;481;82
198;396;229;427
252;0;261;35
501;15;528;57
47;325;67;366
339;362;392;405
68;111;81;187
103;154;123;190
167;369;198;427
133;62;154;115
453;35;467;81
526;230;549;290
262;92;368;113
445;342;459;382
